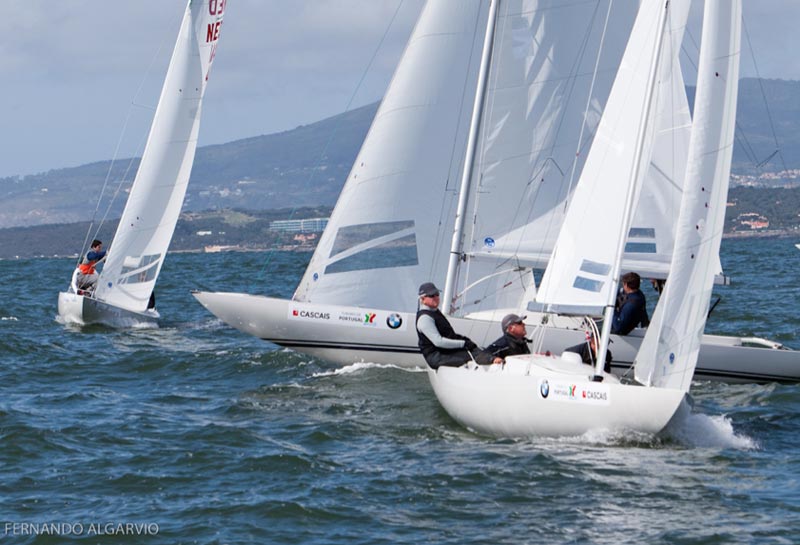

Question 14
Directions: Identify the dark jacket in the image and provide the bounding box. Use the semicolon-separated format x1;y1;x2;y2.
611;289;649;335
486;333;530;359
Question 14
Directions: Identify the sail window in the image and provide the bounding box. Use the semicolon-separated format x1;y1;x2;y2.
330;220;416;257
625;242;657;253
573;276;604;293
628;227;656;238
579;259;611;276
325;234;419;274
625;228;657;253
118;254;161;284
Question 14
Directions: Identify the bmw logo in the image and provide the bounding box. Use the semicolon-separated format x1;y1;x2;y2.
386;313;403;329
484;237;496;248
539;379;550;399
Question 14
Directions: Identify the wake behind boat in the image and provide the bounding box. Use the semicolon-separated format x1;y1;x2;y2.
58;0;225;328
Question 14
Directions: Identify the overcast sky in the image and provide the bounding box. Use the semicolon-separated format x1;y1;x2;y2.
1;0;797;179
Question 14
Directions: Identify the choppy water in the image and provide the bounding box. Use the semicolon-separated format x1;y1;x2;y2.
1;238;799;544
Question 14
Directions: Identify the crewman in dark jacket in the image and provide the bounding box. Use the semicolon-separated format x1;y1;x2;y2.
611;272;650;335
486;313;531;359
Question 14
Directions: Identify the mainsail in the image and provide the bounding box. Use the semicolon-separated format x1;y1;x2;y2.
451;0;637;314
293;1;487;312
93;0;224;312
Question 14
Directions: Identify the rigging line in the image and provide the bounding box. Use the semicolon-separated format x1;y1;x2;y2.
565;0;614;207
251;0;407;290
742;18;789;174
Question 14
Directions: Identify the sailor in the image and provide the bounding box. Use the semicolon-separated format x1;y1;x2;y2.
76;239;107;292
486;313;531;359
611;272;650;335
415;282;501;369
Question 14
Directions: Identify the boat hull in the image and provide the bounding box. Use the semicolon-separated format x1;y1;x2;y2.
192;291;800;384
58;291;159;328
428;355;689;438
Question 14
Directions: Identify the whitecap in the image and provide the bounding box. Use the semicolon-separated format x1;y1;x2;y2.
665;410;757;450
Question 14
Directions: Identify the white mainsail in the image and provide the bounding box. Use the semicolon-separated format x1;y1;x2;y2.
293;0;487;312
451;0;637;314
635;0;742;390
92;0;224;313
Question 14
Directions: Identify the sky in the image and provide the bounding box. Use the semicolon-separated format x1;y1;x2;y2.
1;0;798;179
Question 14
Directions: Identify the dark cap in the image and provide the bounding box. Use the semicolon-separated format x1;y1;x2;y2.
418;282;440;297
501;313;526;331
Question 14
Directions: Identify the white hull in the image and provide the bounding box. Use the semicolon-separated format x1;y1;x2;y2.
58;291;159;328
193;291;800;384
427;354;689;438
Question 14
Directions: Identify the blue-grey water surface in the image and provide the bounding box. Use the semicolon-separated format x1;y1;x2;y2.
1;237;799;544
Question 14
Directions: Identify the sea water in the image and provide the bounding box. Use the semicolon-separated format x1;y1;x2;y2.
0;238;798;544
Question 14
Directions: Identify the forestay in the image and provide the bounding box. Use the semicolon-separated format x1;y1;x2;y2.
635;0;742;390
93;0;224;312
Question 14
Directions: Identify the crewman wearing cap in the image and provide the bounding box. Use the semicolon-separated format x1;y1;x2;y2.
415;282;501;369
486;313;531;359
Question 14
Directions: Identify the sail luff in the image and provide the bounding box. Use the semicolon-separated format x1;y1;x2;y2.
634;0;742;390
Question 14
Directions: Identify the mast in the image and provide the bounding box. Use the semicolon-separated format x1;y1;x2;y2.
593;1;672;378
442;0;501;315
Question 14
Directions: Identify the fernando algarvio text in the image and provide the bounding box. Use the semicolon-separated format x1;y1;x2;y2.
4;522;159;537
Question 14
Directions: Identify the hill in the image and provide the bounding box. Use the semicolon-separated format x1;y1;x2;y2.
1;79;799;229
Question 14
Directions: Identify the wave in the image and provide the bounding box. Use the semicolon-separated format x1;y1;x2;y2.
311;361;425;378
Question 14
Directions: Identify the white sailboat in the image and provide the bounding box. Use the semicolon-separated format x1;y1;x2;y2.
193;0;800;384
429;0;742;437
59;0;225;327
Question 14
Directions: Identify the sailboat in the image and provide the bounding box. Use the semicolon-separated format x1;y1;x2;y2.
429;0;740;437
193;0;800;384
58;0;225;327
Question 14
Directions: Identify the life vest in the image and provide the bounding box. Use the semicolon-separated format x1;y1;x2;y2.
416;308;461;358
79;254;99;275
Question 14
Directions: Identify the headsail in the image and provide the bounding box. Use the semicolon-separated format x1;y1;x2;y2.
635;0;742;390
533;0;670;316
93;0;224;312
